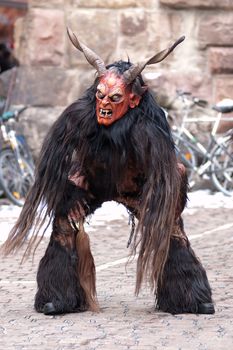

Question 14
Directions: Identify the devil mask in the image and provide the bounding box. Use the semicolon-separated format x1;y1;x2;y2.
95;70;142;125
67;28;185;126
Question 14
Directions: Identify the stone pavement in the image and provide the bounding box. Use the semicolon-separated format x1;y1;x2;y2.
0;205;233;349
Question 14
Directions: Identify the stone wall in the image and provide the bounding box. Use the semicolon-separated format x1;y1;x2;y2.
1;0;233;156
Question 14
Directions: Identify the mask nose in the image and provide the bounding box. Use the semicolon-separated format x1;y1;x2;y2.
101;96;110;107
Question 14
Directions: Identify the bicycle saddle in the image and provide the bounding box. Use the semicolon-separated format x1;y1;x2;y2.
212;98;233;113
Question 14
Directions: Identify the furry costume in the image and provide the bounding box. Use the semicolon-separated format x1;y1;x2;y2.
3;30;214;315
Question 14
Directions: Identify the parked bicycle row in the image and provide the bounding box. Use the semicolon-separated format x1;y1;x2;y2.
165;90;233;197
0;106;35;206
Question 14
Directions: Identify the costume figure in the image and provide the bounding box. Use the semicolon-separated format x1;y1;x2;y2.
3;29;215;316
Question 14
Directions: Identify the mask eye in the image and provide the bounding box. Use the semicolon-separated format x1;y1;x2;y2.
110;94;123;102
96;90;105;99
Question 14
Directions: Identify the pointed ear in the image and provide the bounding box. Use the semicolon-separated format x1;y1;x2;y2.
129;93;141;108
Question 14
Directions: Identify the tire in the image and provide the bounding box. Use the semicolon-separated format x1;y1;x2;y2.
0;148;34;206
173;133;197;182
211;137;233;196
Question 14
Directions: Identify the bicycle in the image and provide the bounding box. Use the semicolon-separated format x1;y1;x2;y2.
167;91;233;196
0;106;35;206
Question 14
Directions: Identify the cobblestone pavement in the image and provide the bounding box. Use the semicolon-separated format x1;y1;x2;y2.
0;201;233;349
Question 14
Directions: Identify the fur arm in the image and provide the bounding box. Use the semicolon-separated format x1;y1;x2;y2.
2;92;96;256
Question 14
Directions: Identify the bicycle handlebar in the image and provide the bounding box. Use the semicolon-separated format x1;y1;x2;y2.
0;106;28;122
176;90;208;108
176;90;191;96
192;97;208;108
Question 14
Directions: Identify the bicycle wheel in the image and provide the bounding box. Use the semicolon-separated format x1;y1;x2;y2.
173;133;196;182
211;137;233;196
0;148;34;206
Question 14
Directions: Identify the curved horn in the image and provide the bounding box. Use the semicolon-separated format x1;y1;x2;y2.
123;35;185;85
67;27;107;76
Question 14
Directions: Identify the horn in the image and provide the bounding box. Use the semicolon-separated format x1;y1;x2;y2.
67;27;107;76
123;35;185;85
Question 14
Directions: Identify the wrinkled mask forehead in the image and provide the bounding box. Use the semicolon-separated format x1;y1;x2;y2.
97;70;127;95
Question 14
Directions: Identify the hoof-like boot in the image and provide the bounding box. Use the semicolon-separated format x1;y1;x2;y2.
156;238;215;315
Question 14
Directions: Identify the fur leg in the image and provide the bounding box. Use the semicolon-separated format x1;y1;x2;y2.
34;216;98;315
156;220;215;315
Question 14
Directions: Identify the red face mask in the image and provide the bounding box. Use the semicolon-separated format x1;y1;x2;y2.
96;71;141;126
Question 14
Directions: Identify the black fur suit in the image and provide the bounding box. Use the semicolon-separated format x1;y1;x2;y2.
3;38;215;316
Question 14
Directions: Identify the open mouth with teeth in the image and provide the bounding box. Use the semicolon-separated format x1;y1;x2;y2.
99;108;113;118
